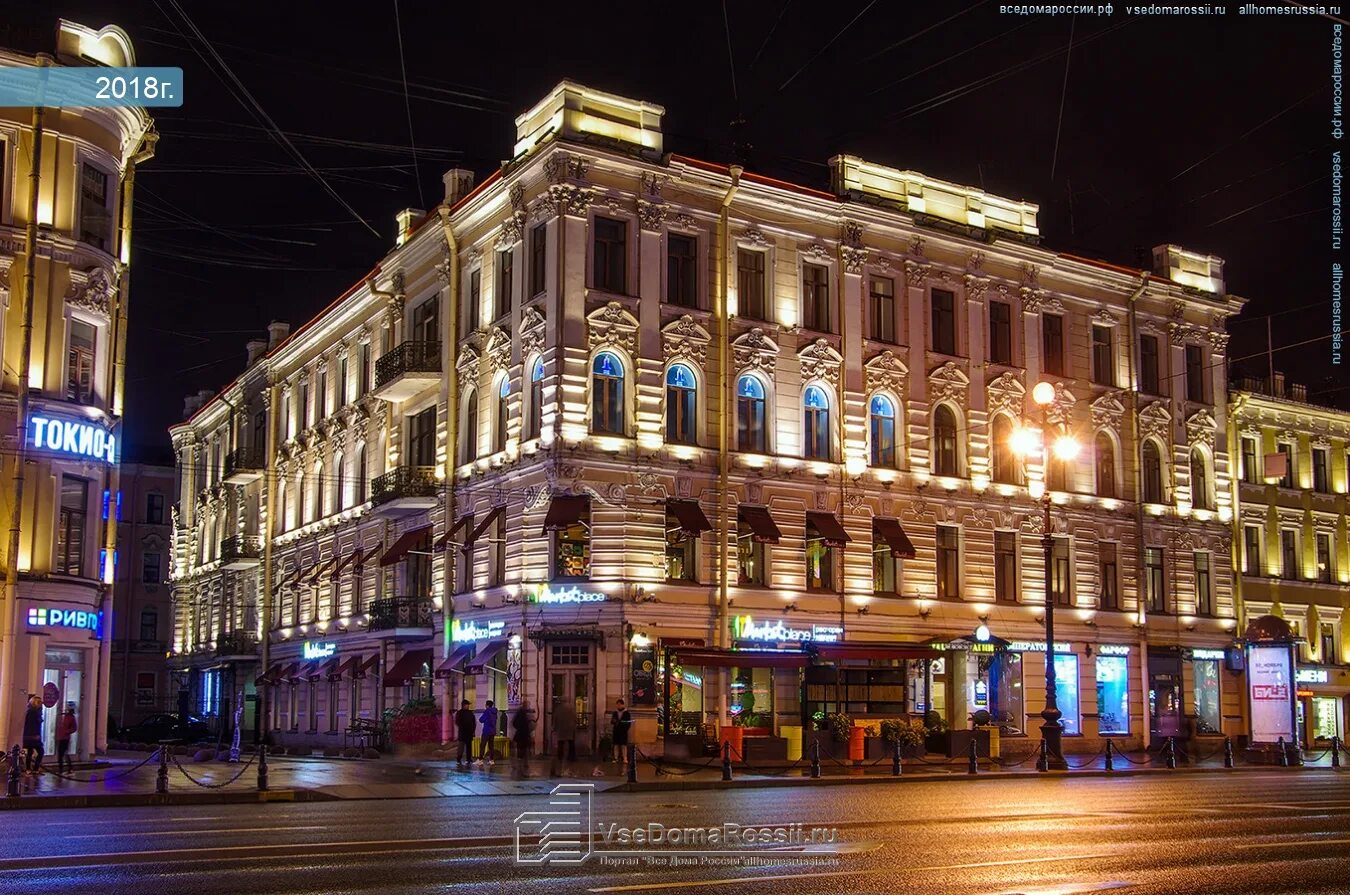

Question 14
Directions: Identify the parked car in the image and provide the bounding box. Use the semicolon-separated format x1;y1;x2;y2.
121;713;212;744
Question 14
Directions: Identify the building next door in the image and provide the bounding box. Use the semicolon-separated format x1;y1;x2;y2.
545;642;594;756
42;647;86;760
1148;652;1185;744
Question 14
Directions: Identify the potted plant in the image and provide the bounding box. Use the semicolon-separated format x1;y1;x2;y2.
923;710;949;755
881;718;927;758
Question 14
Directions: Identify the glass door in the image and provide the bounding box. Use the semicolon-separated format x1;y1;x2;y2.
41;662;84;759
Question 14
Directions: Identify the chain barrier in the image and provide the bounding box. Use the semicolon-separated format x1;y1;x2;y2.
988;750;1040;769
1301;748;1333;763
634;746;720;777
1062;745;1109;770
169;750;259;790
36;747;163;784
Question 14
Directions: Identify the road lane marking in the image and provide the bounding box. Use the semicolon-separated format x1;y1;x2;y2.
65;825;331;839
1234;838;1350;850
585;852;1118;892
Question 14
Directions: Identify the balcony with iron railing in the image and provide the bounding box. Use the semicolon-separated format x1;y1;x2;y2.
1232;375;1317;406
215;630;260;660
373;340;441;402
368;596;435;639
370;466;438;516
223;446;266;484
220;534;263;569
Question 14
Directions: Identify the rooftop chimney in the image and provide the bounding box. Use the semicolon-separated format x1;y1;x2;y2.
246;339;268;368
267;320;290;349
395;208;425;247
182;388;216;419
443;168;475;205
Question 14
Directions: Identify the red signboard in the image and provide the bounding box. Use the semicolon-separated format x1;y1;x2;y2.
1252;684;1289;700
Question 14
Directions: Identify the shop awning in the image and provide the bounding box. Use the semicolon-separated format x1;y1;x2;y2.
383;648;434;687
353;653;380;679
332;655;361;680
435;644;476;679
873;517;917;559
737;505;782;544
814;643;940;662
466;640;508;674
667;647;809;669
543;495;589;532
433;515;472;552
805;511;851;548
330;547;365;579
273;568;299;592
257;663;285;686
276;663;302;684
468;506;504;545
667;499;712;537
305;556;339;586
380;525;432;566
305;656;342;680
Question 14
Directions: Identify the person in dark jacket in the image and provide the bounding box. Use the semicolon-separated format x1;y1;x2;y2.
21;694;44;775
55;705;78;774
454;700;475;769
476;700;498;766
610;698;632;766
511;701;535;779
551;696;578;776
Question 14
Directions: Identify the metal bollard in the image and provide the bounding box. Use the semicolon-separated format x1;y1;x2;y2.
7;745;21;798
1277;736;1289;768
892;738;902;777
967;738;979;775
257;744;269;791
1165;737;1177;770
810;738;821;779
1332;736;1342;770
1223;736;1234;769
1036;737;1049;773
156;746;169;795
627;743;637;784
721;741;733;782
1104;739;1114;772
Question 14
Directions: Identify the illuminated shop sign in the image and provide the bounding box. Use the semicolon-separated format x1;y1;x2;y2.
1008;640;1072;653
301;641;336;660
1098;644;1130;656
28;415;117;464
730;615;842;643
1296;668;1329;684
1190;649;1226;661
526;584;606;604
27;606;102;635
451;619;505;643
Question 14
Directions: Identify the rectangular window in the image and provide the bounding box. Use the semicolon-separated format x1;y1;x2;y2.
359;342;371;396
931;289;956;356
1243;525;1262;576
1193;660;1222;735
407;406;437;467
1317;532;1334;583
67;319;97;403
554;500;591;579
1145;547;1166;613
592;217;627;293
497;249;513;320
1241;436;1259;484
1277;441;1295;488
146;493;165;525
666;234;697;308
336;355;348;409
737;249;766;321
1042;314;1065;376
1319;623;1337;664
994;530;1018;603
79;162;112;251
872;520;901;595
870;276;896;343
1281;528;1300;579
316;368;327;421
1050;537;1072;606
936;525;960;599
56;477;89;577
142;551;161;585
531;223;548;296
1100;542;1119;609
802;263;832;333
737;509;766;586
1194;551;1212;616
456;513;474;594
1185;344;1206;403
139;614;157;644
1054;653;1080;736
467;269;482;333
408;549;432;598
490;513;506;588
1312;447;1330;493
805;520;835;591
1139;334;1160;395
665;504;697;583
1096;655;1130;735
989;301;1012;365
1092;325;1113;385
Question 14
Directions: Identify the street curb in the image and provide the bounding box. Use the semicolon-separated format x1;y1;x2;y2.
0;789;335;810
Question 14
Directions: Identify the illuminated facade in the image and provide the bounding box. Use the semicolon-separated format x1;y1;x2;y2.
171;81;1250;755
0;20;157;753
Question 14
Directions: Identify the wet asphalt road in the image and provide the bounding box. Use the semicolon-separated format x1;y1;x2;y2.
0;769;1346;894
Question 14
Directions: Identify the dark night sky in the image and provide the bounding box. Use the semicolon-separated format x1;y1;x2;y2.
10;2;1343;462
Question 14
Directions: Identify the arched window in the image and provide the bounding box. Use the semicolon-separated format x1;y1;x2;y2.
869;394;897;468
666;364;697;445
494;377;509;453
991;415;1021;485
355;445;366;505
1190;448;1210;510
528;357;544;439
933;404;960;477
313;461;325;520
737;375;767;453
1095;432;1117;499
460;388;478;465
334;452;345;511
1142;439;1165;504
803;385;831;460
591;351;625;434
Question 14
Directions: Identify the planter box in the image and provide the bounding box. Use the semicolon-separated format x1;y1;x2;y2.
662;734;707;761
805;733;849;761
927;730;991;758
741;736;787;764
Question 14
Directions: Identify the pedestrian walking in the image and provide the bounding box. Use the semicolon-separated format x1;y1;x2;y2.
454;700;475;769
610;698;632;766
21;694;44;776
55;704;78;774
512;700;535;779
476;700;498;766
551;696;577;776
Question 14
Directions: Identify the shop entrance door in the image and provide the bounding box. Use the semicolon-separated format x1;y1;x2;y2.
546;643;593;755
1149;671;1185;742
42;648;86;760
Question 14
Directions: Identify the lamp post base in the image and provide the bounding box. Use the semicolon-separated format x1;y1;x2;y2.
1040;719;1068;770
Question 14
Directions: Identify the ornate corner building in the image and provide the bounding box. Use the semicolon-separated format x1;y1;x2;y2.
0;21;157;753
170;80;1254;756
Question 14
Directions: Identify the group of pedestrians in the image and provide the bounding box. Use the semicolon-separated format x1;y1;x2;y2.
450;696;633;779
16;694;77;777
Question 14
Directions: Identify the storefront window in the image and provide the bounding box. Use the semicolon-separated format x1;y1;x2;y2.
1095;655;1130;734
1312;696;1341;742
730;667;774;728
667;662;706;735
1193;659;1222;734
553;504;591;579
1053;653;1080;735
969;652;1024;735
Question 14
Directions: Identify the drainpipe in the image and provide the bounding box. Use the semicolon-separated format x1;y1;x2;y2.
436;207;461;743
0;61;49;745
1125;272;1150;739
715;165;742;728
260;379;281;745
1227;393;1247;629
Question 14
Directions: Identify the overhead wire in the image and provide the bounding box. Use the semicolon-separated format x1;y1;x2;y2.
391;0;426;209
